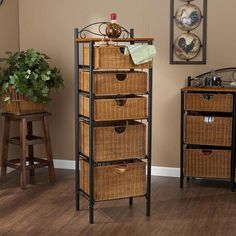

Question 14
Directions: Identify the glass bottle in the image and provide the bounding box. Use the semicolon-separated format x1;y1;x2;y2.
105;13;122;38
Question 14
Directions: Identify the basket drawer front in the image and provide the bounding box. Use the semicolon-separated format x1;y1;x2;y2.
184;93;233;112
184;149;231;178
2;100;47;115
79;71;147;95
184;115;232;146
80;121;146;161
80;96;147;121
83;46;152;69
80;160;146;201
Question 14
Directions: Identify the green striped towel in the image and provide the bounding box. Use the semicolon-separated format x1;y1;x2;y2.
124;45;156;65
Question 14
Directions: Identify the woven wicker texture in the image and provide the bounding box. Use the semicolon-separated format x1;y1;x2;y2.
80;96;147;121
79;71;147;96
1;88;47;115
80;121;146;161
185;115;232;146
184;149;231;178
80;159;146;201
83;45;152;69
184;93;233;112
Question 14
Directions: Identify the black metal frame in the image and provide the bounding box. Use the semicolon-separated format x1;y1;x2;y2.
74;24;153;224
180;84;236;191
170;0;207;64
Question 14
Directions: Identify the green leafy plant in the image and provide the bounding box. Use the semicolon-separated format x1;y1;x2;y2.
0;49;64;103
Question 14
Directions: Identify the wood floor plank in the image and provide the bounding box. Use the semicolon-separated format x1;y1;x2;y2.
1;169;236;235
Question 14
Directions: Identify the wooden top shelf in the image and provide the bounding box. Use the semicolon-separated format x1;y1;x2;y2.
181;86;236;93
75;37;154;43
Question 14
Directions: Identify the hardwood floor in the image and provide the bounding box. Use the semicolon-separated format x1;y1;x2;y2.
1;169;236;236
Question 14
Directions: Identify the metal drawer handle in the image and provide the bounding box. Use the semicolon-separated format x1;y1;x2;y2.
203;94;214;101
116;73;127;81
114;127;126;134
203;116;215;123
115;99;127;106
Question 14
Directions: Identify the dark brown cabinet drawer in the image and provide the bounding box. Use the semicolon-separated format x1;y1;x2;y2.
184;93;233;112
184;115;232;146
184;149;231;179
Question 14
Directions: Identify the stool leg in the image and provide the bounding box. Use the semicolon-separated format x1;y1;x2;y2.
42;116;56;183
27;121;35;177
1;117;10;182
20;118;27;189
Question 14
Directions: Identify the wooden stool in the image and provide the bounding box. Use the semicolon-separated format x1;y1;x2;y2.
1;112;56;189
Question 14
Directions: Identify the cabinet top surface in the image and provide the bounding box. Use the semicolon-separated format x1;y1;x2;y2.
75;37;154;43
181;86;236;93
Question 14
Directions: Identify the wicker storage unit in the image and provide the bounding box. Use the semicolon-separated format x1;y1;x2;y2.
1;90;47;115
80;96;147;121
79;71;147;95
181;86;236;191
80;121;146;161
184;93;233;112
80;159;146;201
75;34;153;223
184;115;232;146
184;149;231;178
83;45;152;69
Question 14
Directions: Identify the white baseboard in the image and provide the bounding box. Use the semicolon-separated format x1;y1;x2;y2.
53;159;180;178
54;159;75;170
151;166;180;177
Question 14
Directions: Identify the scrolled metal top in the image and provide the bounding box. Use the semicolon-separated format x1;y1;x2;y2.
77;21;132;39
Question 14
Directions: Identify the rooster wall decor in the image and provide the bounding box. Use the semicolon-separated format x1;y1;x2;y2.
170;0;207;64
175;33;201;60
175;4;202;31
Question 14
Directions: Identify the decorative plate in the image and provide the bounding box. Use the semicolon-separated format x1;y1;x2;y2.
174;33;201;60
175;4;202;31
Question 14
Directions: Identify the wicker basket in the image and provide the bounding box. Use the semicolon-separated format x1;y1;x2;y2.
83;45;152;69
80;120;146;161
80;159;146;201
79;71;147;96
184;148;231;178
184;115;232;146
184;93;233;112
80;96;147;121
1;88;47;115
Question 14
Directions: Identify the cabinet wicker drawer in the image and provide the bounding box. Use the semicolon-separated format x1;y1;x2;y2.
80;121;146;161
80;96;147;121
80;159;146;201
79;71;147;95
83;46;152;69
184;149;231;178
184;115;232;146
184;93;233;112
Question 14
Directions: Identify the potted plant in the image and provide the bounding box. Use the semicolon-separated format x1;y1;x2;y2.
0;49;63;114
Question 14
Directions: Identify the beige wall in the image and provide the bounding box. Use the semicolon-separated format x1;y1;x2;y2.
0;0;19;159
0;0;19;57
17;0;236;167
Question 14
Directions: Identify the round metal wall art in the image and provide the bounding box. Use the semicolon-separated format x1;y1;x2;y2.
175;4;202;31
174;32;201;60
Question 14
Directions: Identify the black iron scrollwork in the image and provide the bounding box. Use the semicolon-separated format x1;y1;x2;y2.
0;0;4;6
78;21;131;39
